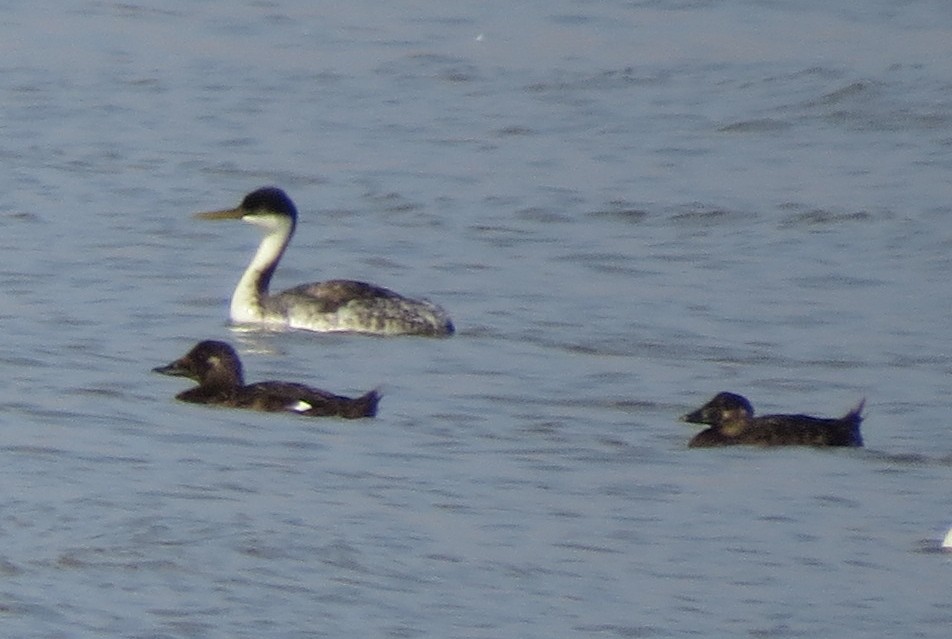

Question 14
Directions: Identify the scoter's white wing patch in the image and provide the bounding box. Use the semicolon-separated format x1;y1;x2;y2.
288;400;313;413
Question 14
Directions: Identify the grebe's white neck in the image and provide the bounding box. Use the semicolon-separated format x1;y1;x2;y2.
230;213;296;323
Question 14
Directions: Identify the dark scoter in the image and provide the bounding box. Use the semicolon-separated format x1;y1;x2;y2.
153;340;379;418
681;392;864;448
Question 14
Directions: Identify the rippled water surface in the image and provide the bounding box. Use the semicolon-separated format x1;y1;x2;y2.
2;1;952;637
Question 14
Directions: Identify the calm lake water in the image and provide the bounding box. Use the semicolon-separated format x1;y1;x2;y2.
2;1;952;637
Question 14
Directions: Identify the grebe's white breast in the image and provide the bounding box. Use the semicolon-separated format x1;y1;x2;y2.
197;187;454;337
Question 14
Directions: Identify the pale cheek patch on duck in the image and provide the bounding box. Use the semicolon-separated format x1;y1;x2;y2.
288;400;313;413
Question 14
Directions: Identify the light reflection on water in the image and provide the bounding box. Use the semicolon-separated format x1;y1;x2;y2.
1;1;952;637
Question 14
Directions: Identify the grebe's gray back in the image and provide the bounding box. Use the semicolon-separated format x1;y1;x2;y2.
196;187;454;336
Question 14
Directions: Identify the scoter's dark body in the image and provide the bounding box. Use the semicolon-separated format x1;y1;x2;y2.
682;392;863;448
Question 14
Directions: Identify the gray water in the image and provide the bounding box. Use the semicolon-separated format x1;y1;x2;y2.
2;1;952;637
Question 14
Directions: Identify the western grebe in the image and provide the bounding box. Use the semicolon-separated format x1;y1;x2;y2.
196;187;454;336
153;340;379;417
682;392;864;448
